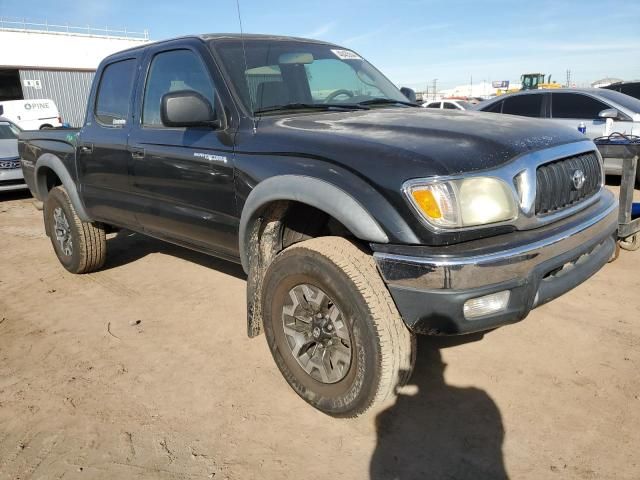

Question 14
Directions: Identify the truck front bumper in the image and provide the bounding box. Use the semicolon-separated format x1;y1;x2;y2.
373;190;618;335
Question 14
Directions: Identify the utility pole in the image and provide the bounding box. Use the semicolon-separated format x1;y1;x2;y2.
470;75;473;97
432;78;438;101
566;69;572;87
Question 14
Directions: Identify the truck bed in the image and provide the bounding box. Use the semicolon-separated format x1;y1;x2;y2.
18;128;80;200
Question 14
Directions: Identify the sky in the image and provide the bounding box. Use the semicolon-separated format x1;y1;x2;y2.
1;0;639;91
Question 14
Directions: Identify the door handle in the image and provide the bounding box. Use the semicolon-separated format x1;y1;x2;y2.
79;144;93;154
130;148;145;159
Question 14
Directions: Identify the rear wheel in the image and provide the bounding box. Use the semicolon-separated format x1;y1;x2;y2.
262;236;416;417
44;186;107;273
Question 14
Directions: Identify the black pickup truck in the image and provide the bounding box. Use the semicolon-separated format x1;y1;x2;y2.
19;34;618;417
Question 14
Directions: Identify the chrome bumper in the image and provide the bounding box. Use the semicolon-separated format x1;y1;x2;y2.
373;189;618;334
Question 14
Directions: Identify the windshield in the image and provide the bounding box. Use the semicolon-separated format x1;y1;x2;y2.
212;39;408;114
0;121;20;139
595;89;640;114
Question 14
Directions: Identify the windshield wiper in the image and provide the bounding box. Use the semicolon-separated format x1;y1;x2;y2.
357;98;419;107
253;102;369;115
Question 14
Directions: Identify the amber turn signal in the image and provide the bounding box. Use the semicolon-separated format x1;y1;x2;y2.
411;190;442;219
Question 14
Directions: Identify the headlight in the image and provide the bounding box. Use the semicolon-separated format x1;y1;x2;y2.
404;177;518;229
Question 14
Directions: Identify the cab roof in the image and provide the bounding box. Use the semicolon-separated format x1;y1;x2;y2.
105;33;338;58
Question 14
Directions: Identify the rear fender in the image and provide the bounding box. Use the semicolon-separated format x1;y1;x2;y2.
34;153;91;222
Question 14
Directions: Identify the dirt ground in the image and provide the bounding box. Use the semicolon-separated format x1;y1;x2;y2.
1;185;639;480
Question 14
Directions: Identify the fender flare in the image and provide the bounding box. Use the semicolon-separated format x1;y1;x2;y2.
239;175;391;272
34;154;91;222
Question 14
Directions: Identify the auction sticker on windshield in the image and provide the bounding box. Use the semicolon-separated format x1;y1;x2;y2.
331;49;361;60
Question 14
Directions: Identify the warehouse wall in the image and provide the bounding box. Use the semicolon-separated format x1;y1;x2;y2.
19;69;95;127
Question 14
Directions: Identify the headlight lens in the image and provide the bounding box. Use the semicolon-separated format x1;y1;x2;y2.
405;177;517;229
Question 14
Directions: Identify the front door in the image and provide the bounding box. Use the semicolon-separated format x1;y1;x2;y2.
128;43;238;258
549;92;610;139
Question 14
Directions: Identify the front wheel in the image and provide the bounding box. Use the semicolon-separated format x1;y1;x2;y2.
262;237;416;417
44;186;107;273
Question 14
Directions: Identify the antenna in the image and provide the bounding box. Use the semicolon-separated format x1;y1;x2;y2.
235;0;257;133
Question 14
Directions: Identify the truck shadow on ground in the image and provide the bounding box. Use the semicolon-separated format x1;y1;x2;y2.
370;334;508;480
104;230;246;280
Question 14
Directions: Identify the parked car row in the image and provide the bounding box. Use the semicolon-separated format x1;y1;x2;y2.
475;88;640;182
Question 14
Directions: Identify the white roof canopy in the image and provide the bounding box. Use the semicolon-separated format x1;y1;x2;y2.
0;29;148;70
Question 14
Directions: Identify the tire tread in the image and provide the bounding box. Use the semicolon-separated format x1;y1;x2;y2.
46;186;106;274
279;236;415;417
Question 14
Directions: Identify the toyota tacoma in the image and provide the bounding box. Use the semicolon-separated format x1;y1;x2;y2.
19;34;618;417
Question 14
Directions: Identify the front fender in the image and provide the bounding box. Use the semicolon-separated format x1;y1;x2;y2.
238;174;417;272
34;153;91;222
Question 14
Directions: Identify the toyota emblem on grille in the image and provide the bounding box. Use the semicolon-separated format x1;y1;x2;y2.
571;169;586;190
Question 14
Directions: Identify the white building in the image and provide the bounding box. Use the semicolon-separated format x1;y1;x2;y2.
0;20;149;126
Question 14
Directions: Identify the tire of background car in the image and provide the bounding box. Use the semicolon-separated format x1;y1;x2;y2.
43;186;107;273
261;236;416;417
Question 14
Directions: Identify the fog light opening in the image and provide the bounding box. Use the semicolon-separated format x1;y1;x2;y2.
463;290;511;320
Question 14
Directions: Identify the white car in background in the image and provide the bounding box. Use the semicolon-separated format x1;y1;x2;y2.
475;88;640;179
0;99;62;130
423;99;472;110
0;116;27;192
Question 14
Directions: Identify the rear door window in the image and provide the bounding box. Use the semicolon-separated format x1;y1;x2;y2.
443;102;458;110
425;102;441;109
483;100;503;113
94;59;137;127
502;94;543;117
551;93;610;119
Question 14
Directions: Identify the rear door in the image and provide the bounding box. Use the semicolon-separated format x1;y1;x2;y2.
128;39;238;257
501;93;545;118
78;54;141;227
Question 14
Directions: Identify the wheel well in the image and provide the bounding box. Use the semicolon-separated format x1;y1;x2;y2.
37;167;62;198
245;200;366;338
254;200;360;254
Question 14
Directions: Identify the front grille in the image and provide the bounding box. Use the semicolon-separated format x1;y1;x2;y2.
0;159;20;170
535;152;601;215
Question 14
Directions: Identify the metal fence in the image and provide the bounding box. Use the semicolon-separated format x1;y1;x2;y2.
0;18;149;40
19;70;95;127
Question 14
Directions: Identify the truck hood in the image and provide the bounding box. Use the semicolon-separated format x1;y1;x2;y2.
260;107;588;177
0;139;19;160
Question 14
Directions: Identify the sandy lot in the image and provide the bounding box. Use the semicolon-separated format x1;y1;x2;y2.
1;186;639;480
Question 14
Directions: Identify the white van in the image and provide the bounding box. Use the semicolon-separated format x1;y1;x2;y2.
0;99;62;130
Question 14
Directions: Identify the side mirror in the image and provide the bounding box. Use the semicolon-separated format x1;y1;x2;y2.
161;90;220;128
598;108;618;119
400;87;417;103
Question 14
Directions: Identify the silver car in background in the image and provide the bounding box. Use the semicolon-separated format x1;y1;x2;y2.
0;116;27;192
475;89;640;179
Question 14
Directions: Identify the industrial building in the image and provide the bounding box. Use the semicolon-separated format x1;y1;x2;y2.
0;20;149;126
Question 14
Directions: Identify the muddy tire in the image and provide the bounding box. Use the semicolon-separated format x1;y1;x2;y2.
262;236;416;417
44;186;107;274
